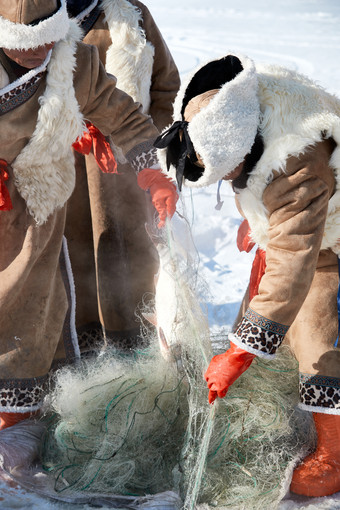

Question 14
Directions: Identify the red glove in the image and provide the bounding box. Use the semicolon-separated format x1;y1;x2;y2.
137;168;178;228
204;342;256;404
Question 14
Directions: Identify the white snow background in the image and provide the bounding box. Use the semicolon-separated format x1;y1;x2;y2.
1;0;340;508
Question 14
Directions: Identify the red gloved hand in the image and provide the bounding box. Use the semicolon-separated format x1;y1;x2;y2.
204;342;256;404
137;168;178;228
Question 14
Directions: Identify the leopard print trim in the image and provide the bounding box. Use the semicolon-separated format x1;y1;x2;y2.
126;141;158;173
77;323;105;353
233;308;288;356
0;375;48;412
299;373;340;412
77;322;149;355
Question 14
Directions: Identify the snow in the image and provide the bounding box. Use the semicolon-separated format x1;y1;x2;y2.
145;0;340;335
1;0;340;507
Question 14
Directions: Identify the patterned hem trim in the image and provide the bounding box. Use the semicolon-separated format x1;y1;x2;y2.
78;322;148;354
299;372;340;410
233;310;286;356
229;333;276;359
300;373;340;389
126;140;158;173
0;375;49;410
245;308;289;336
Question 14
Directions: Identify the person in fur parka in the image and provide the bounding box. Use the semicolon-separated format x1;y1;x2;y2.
0;0;177;430
64;0;180;354
155;53;340;498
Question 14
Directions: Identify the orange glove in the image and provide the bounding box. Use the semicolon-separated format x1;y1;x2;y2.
137;168;178;228
204;342;256;404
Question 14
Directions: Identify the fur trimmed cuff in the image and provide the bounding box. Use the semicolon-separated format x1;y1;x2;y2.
231;308;288;358
299;373;340;414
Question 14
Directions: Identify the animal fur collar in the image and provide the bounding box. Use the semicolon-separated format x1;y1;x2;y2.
237;63;340;254
12;20;85;224
101;0;154;112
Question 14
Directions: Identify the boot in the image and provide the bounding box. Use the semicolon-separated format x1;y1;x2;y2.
290;412;340;497
0;411;38;431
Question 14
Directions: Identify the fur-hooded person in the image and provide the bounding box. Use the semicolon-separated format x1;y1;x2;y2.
62;0;180;354
155;53;340;498
0;0;177;430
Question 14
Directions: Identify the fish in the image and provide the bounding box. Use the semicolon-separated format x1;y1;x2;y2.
143;217;210;371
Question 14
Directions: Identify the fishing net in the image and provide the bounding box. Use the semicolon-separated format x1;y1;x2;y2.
41;199;314;509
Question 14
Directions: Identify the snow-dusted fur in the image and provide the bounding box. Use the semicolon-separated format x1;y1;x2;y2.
157;53;261;187
101;0;154;112
237;63;340;254
0;0;70;50
12;21;86;225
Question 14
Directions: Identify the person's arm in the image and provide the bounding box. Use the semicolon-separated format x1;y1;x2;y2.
74;42;178;223
233;141;335;356
205;140;336;401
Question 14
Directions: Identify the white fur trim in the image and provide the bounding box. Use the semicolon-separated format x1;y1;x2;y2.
158;53;260;188
101;0;154;112
298;403;340;415
0;0;70;50
62;236;81;359
12;20;85;224
0;403;43;413
0;51;51;95
235;63;340;254
228;333;276;360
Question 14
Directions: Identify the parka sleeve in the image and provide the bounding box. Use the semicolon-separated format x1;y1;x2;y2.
134;1;180;131
230;140;336;358
74;42;160;172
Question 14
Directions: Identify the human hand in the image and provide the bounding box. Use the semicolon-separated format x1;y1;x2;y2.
204;342;256;404
137;168;178;228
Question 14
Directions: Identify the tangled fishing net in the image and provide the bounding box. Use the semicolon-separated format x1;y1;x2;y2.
41;201;314;509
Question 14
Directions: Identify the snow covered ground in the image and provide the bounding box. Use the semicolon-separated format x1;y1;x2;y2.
147;0;340;335
1;0;340;507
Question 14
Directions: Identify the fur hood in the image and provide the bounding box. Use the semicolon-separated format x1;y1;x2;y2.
0;0;70;50
11;20;85;224
156;54;260;188
237;63;340;253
